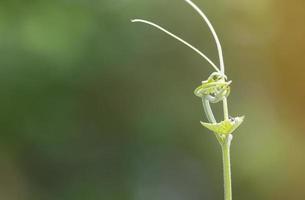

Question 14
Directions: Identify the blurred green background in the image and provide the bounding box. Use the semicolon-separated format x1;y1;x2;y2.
0;0;305;199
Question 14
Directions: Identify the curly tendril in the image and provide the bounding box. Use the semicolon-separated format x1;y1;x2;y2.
194;72;231;103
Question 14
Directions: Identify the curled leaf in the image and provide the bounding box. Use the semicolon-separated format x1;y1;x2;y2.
200;116;244;135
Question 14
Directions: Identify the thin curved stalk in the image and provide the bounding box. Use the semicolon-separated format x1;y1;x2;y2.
131;19;220;72
184;0;225;74
202;98;216;123
201;98;223;144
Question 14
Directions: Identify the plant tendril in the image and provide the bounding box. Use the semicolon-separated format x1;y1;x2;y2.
131;19;220;72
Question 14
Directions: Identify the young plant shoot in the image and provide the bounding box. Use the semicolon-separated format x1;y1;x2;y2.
132;0;244;200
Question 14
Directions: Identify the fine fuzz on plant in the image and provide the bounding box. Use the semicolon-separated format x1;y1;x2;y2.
131;1;244;200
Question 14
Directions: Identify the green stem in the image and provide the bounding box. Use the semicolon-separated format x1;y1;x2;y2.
222;97;229;120
221;134;233;200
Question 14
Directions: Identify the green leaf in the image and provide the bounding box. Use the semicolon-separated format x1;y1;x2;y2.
200;116;244;135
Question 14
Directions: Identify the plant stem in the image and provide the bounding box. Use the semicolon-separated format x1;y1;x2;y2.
221;134;233;200
223;97;229;120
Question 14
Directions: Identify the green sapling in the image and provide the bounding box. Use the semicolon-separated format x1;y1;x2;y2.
132;1;244;199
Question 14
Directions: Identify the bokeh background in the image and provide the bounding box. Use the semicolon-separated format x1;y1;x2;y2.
0;0;305;199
